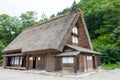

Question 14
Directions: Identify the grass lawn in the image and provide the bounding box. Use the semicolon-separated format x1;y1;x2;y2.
102;63;120;69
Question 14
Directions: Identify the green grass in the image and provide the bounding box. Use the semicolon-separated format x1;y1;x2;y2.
102;63;120;69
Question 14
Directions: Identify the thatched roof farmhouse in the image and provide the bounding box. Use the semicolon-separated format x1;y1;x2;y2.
3;9;101;73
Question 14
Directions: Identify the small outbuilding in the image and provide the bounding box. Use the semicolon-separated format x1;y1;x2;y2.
2;9;101;73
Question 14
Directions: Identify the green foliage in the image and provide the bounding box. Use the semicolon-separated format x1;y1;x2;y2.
111;26;120;45
39;12;48;23
0;11;38;64
0;59;2;66
0;14;21;45
57;8;71;16
102;63;120;69
0;41;5;60
50;14;55;19
71;1;78;12
77;0;120;39
20;11;37;30
0;11;37;46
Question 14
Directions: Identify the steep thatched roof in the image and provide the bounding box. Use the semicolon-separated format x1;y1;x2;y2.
3;11;81;53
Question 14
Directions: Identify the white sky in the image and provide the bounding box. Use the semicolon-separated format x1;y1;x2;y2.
0;0;80;19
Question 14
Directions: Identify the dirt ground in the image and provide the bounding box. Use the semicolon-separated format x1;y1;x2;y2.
0;68;120;80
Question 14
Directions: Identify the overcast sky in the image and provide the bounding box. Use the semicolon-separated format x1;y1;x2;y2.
0;0;80;19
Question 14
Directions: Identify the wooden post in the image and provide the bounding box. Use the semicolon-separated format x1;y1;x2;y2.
3;56;7;68
19;56;22;67
74;57;77;73
93;54;96;69
26;55;29;70
18;56;20;67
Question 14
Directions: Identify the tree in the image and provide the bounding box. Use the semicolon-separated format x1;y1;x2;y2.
0;41;5;64
111;26;120;45
20;11;37;30
0;14;21;45
0;11;38;63
39;12;48;23
50;14;55;19
71;0;78;12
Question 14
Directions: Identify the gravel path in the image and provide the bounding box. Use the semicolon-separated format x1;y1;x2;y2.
0;68;120;80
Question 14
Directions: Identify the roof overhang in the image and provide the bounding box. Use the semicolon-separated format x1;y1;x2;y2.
66;44;101;55
3;53;24;57
56;51;80;57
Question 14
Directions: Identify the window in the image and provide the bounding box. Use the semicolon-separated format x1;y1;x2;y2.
72;25;79;44
10;57;14;64
29;57;33;60
38;57;41;61
15;57;19;64
10;57;22;65
68;57;74;63
72;35;78;43
20;57;22;64
62;57;74;63
72;26;78;34
62;57;67;63
87;56;92;60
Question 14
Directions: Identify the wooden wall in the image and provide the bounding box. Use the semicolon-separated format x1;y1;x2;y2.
45;54;56;72
36;56;45;70
94;54;101;68
66;17;91;49
3;56;7;68
79;54;84;72
61;57;77;73
79;53;94;72
28;55;46;70
27;53;62;72
55;57;61;71
79;53;101;73
59;54;96;73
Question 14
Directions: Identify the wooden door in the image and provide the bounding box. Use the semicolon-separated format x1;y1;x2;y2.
28;56;37;69
33;57;36;69
79;55;84;72
87;56;93;71
83;56;87;72
36;56;45;69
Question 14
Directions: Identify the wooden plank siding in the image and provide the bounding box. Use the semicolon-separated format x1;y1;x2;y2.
3;56;7;68
61;57;76;73
79;54;84;72
55;57;62;71
45;54;56;72
27;55;46;70
79;54;95;72
66;16;92;49
36;56;45;70
28;56;33;69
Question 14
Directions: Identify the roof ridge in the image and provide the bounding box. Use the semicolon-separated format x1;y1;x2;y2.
22;10;82;32
22;12;75;31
